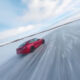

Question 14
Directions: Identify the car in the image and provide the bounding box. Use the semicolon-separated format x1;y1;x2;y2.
16;38;45;54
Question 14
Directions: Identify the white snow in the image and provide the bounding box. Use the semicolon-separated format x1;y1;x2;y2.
0;20;80;80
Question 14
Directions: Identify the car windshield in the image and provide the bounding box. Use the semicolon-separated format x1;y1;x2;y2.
19;42;26;48
28;38;38;43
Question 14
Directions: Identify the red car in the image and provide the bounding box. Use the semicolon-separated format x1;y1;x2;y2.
17;38;45;54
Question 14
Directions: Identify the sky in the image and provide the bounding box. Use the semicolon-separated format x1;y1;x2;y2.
0;0;80;43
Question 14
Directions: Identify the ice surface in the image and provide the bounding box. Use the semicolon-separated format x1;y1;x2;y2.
0;20;80;80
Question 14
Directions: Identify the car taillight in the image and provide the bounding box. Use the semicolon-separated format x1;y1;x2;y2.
17;48;20;51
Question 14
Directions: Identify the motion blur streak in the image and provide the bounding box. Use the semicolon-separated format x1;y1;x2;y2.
0;20;80;80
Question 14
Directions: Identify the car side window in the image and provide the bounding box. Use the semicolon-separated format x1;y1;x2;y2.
29;38;38;43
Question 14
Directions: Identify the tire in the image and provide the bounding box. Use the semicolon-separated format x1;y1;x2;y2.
42;39;45;44
31;46;35;52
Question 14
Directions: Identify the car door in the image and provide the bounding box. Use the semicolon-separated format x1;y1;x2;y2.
34;39;41;48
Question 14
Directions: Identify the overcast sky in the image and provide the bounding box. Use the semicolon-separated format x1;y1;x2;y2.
0;0;80;43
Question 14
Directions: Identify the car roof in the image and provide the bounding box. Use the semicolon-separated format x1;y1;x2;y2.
18;38;39;48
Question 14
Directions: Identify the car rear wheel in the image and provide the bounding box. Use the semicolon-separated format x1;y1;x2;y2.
31;46;35;52
42;39;45;44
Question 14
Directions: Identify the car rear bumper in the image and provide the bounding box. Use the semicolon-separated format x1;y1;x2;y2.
17;49;30;54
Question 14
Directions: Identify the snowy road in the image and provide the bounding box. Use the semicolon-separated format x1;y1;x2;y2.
0;20;80;80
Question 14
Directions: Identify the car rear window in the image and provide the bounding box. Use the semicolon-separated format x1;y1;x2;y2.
19;42;26;48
